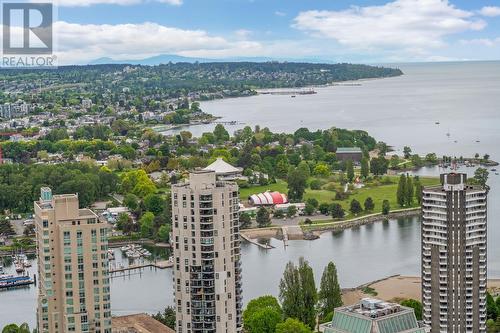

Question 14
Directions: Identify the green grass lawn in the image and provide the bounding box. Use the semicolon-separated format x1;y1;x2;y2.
239;176;440;218
238;180;288;202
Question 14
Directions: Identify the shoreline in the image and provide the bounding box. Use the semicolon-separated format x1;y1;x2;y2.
240;207;422;242
342;275;500;305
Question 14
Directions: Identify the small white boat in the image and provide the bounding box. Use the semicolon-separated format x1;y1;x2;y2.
15;263;24;274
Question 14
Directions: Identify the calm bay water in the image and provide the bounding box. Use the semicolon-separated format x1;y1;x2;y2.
2;61;500;328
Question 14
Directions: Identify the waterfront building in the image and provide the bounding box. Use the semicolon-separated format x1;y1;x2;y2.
422;173;488;333
335;147;363;162
35;187;111;333
323;298;427;333
171;170;242;333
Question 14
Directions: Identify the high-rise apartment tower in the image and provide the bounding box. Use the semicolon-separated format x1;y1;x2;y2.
35;187;111;333
422;173;487;333
171;170;242;333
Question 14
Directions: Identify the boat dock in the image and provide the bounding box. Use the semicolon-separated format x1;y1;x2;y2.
259;89;317;96
109;260;173;274
240;233;274;249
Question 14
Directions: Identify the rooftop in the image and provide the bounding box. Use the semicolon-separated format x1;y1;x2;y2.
325;298;426;333
336;147;363;153
203;157;243;175
341;298;404;319
112;313;174;333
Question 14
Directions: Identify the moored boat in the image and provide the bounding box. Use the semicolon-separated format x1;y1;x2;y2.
0;274;34;289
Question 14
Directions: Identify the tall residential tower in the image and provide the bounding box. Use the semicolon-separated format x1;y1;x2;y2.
35;187;112;333
422;173;488;333
171;170;242;333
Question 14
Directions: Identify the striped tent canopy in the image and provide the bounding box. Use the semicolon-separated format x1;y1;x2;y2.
249;191;288;206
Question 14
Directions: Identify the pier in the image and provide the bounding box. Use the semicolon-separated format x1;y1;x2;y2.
110;260;173;274
259;89;317;96
240;233;274;249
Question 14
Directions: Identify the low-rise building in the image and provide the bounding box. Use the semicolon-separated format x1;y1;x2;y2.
324;298;427;333
112;313;174;333
336;147;363;162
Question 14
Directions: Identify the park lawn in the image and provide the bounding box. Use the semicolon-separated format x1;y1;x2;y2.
305;176;440;218
238;180;288;201
239;176;440;218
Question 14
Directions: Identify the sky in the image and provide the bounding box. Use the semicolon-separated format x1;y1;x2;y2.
39;0;500;64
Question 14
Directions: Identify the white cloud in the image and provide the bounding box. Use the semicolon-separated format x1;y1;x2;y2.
51;21;261;64
479;6;500;17
54;0;182;7
275;11;286;17
459;37;500;47
234;29;252;39
293;0;486;51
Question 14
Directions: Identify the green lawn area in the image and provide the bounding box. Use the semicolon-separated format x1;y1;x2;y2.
239;176;440;218
239;180;288;202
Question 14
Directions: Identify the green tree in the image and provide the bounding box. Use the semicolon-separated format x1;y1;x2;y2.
405;175;414;206
1;323;30;333
157;224;170;243
397;174;407;207
370;156;389;176
279;258;318;329
364;197;375;211
297;160;311;179
116;213;134;235
140;212;155;238
287;205;297;218
400;299;422;320
330;203;345;219
319;203;330;215
411;154;423;168
360;157;369;178
473;167;489;188
306;198;319;208
314;163;331;178
350;199;362;215
487;292;498;320
318;262;343;320
382;200;391;215
213;124;230;143
144;194;165;215
256;207;271;227
403;146;412;159
425;153;438;164
275;155;290;179
303;203;315;216
275;318;312;333
288;167;307;201
243;296;283;333
152;306;176;330
346;159;355;182
239;212;252;229
414;176;423;205
486;319;496;333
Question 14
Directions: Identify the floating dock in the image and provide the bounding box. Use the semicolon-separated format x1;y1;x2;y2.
109;260;173;274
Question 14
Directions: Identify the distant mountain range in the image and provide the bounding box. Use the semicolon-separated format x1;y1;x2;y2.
88;54;339;65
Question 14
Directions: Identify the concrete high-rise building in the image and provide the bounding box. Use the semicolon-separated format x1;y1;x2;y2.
35;187;112;333
171;170;242;333
422;173;488;333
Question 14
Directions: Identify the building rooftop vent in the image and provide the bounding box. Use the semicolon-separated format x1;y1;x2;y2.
40;187;52;202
